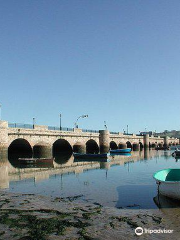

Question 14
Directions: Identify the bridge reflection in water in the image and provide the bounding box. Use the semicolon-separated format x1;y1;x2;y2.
2;149;179;210
0;149;168;190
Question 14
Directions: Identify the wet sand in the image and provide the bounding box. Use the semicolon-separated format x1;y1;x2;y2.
0;191;180;239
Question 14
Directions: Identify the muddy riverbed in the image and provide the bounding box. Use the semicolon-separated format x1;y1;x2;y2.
1;191;180;240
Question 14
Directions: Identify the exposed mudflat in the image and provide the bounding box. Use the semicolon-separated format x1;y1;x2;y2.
0;191;180;240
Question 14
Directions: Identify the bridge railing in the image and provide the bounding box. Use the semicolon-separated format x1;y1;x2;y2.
8;123;133;135
123;133;133;136
82;129;99;133
48;126;74;132
110;131;119;134
8;123;33;129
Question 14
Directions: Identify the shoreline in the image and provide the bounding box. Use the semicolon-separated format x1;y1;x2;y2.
0;191;179;239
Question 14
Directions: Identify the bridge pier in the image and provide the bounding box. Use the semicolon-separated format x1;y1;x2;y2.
33;143;52;158
163;136;169;148
133;143;140;151
0;148;8;160
143;134;149;149
119;143;127;149
99;130;110;153
73;142;86;153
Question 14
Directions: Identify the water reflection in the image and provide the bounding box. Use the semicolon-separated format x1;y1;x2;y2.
0;149;161;189
164;151;173;159
0;158;9;189
110;152;131;157
1;148;179;209
74;158;109;163
54;152;72;165
99;162;110;170
154;194;180;209
175;157;180;162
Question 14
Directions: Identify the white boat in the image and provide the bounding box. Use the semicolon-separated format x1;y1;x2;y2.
153;169;180;200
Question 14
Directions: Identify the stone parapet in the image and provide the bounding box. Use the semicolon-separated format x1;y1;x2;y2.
73;128;82;133
34;125;48;131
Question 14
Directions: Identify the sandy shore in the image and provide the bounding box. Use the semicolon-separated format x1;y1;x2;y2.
0;191;180;240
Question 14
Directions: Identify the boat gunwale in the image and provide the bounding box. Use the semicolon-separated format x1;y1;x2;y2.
153;168;180;183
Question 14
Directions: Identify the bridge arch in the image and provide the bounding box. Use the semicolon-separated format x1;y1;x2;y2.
86;139;99;154
158;143;163;148
8;138;32;158
139;142;144;149
126;141;132;149
110;141;118;150
52;139;72;164
151;142;157;148
53;139;72;155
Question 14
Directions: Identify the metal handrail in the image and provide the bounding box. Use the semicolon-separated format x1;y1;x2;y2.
8;122;125;134
110;131;119;134
123;133;133;136
8;123;33;129
82;129;99;133
48;126;73;132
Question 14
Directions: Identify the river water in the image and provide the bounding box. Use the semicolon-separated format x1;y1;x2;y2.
1;148;180;209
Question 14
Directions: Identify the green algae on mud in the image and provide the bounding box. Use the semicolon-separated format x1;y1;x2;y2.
0;209;92;240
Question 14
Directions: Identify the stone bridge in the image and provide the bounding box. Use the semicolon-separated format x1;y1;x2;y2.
0;120;179;159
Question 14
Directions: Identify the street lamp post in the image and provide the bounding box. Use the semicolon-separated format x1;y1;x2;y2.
33;118;35;129
75;115;88;128
104;121;107;130
60;114;62;130
127;125;128;134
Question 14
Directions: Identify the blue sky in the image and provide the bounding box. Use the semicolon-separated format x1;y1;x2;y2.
1;0;180;133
